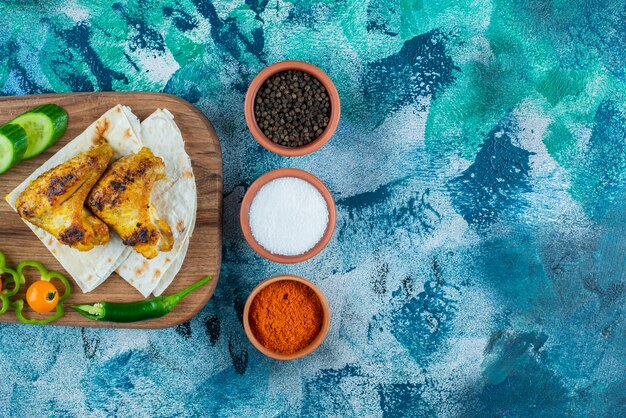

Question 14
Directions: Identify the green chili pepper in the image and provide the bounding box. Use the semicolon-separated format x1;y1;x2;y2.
72;275;213;323
11;260;71;325
0;251;21;316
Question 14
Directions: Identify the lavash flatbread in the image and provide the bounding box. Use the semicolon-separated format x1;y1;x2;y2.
5;105;142;292
116;109;197;297
153;189;197;297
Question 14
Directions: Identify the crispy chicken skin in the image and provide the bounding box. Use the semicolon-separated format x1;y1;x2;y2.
87;147;173;259
16;141;113;251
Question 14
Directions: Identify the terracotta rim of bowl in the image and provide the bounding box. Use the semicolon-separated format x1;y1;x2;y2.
240;168;336;264
244;60;341;157
243;275;331;360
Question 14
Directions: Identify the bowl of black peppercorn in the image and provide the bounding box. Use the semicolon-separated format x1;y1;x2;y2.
245;60;340;157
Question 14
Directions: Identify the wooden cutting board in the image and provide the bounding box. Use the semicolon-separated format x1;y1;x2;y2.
0;93;222;328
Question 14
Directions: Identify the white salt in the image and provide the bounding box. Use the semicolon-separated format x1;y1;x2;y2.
249;177;329;256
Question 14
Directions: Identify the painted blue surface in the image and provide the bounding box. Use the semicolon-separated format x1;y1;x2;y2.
0;1;625;416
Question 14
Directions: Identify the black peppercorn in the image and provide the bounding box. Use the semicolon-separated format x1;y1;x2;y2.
254;70;331;148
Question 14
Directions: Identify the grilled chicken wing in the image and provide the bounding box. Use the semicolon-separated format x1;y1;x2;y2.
16;141;113;251
87;147;173;259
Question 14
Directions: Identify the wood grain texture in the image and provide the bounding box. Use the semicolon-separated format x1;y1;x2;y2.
0;93;222;329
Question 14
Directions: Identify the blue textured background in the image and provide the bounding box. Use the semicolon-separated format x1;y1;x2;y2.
1;1;625;416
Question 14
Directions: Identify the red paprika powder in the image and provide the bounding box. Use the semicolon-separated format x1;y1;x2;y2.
249;280;324;354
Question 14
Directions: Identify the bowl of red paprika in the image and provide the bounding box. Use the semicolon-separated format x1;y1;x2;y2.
243;275;330;360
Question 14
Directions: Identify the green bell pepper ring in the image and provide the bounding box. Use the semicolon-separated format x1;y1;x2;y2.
11;260;71;325
0;294;8;316
72;275;212;323
0;251;21;297
0;251;21;315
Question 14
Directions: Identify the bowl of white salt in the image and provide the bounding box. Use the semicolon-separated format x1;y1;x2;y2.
240;168;336;264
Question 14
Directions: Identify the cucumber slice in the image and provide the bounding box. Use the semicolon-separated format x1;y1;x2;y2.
0;123;28;174
10;104;68;159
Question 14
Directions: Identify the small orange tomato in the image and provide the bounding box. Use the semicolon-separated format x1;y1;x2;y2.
26;281;59;313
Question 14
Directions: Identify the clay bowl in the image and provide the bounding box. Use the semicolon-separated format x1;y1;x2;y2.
240;168;336;264
244;60;341;157
243;275;331;360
